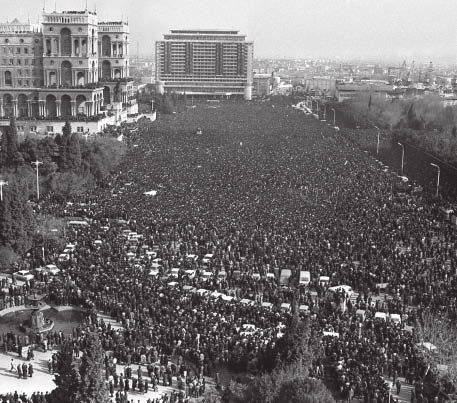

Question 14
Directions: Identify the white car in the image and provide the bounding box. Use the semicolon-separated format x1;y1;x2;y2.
186;254;198;262
202;254;214;265
45;264;60;275
169;268;180;278
13;270;34;282
58;253;70;262
185;269;196;279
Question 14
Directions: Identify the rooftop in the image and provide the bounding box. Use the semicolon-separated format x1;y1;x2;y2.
336;83;393;92
169;29;240;35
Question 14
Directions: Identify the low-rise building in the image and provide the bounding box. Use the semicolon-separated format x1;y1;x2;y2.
335;83;393;102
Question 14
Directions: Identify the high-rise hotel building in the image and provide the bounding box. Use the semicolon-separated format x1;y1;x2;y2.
155;30;254;99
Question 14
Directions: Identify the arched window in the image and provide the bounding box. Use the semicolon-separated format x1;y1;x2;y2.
17;94;28;118
76;94;86;115
61;61;72;86
61;94;71;118
46;39;51;56
46;94;57;118
3;94;13;117
102;35;111;57
49;71;57;86
77;72;85;86
92;61;96;83
5;71;12;85
102;60;111;79
103;86;111;105
60;28;72;56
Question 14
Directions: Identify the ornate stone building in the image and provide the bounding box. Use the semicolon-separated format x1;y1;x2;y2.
0;9;136;135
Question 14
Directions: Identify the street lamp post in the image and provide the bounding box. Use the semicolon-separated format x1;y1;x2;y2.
397;142;404;175
31;160;43;201
331;108;336;126
0;179;8;201
374;125;380;155
430;163;440;198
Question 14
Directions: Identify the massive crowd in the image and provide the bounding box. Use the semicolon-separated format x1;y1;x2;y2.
1;100;457;402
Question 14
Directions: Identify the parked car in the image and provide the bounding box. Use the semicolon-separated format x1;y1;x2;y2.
13;270;34;282
45;264;60;275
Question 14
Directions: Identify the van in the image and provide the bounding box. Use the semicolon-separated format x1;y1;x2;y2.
127;232;139;242
389;313;401;324
299;271;310;286
280;269;292;287
202;254;214;265
319;276;330;286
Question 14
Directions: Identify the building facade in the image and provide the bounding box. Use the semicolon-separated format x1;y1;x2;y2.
155;30;253;99
0;10;136;135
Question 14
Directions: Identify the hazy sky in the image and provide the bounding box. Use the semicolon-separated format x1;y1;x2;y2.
4;0;457;61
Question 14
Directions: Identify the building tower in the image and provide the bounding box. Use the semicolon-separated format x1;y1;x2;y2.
0;19;43;118
41;10;99;87
0;9;136;135
39;9;103;118
97;20;131;105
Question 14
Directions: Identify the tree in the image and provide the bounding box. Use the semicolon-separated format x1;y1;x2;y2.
0;117;22;168
62;120;72;137
67;134;82;171
0;127;7;165
0;176;35;255
160;93;174;114
274;313;319;367
275;376;335;403
0;245;19;270
77;333;111;403
48;340;81;403
35;214;67;254
7;117;20;167
49;171;91;201
415;310;457;395
225;361;335;403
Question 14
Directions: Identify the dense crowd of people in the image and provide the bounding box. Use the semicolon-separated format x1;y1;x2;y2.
1;100;457;402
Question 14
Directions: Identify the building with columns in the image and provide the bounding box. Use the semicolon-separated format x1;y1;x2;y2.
0;9;137;135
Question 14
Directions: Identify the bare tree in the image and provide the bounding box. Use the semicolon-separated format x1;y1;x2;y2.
415;310;457;393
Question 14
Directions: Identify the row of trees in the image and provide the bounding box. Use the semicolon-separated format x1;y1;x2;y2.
0;118;127;268
0;118;126;200
333;95;457;166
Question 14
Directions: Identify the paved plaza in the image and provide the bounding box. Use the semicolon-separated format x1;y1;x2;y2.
0;306;211;402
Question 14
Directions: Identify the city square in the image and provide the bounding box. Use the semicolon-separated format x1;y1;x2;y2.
1;1;457;403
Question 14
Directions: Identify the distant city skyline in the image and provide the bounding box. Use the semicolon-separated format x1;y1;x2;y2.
5;0;457;62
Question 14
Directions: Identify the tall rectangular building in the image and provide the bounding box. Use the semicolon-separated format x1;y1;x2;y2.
155;30;254;99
